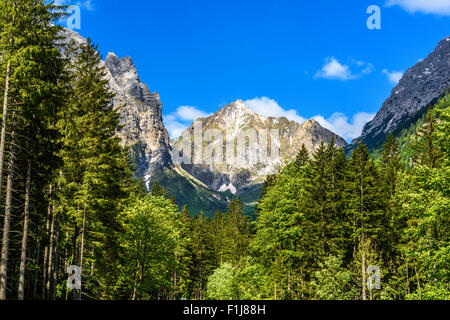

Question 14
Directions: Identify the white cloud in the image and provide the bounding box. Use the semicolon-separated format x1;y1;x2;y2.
313;112;375;142
164;106;211;138
76;0;94;11
164;97;374;142
386;0;450;15
382;69;404;84
314;57;374;81
244;97;374;141
174;106;209;122
53;0;95;11
244;97;306;124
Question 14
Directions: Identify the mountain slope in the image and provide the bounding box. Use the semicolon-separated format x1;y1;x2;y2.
62;29;349;216
349;36;450;151
171;100;347;194
104;52;173;185
62;28;173;189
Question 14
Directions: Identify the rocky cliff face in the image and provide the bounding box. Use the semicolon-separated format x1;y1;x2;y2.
61;28;173;188
61;29;348;214
172;100;347;193
104;53;173;186
351;36;450;150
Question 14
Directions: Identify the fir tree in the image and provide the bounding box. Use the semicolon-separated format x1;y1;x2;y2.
57;39;134;299
412;108;442;168
347;142;385;300
294;144;309;170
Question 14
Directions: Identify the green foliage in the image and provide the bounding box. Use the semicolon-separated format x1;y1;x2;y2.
206;263;239;300
0;1;448;301
234;257;270;300
117;194;181;299
411;108;442;168
312;255;354;300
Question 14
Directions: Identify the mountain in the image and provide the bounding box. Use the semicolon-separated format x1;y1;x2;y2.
171;100;347;195
349;36;450;151
104;52;173;185
61;29;348;215
61;28;173;190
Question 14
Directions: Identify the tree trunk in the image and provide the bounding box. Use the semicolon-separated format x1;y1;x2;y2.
131;260;139;300
52;213;59;300
18;160;32;300
406;259;410;295
172;270;177;300
77;206;86;300
42;184;52;299
0;112;16;300
360;173;367;301
414;265;421;291
0;62;11;204
33;239;40;299
361;236;366;301
45;202;56;299
80;207;86;271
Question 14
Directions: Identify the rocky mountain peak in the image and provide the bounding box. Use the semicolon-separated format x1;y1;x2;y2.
301;119;320;129
104;53;158;109
172;100;347;193
351;35;450;150
105;52;137;78
61;30;172;190
214;100;257;121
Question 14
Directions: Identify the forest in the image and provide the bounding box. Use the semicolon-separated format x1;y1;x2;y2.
0;1;448;300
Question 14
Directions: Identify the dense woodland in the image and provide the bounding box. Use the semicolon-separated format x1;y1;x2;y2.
0;1;448;300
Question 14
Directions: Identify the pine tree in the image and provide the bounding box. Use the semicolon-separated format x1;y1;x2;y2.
303;142;330;262
56;39;134;299
177;205;193;299
381;134;401;198
190;212;216;300
294;144;309;170
412;108;442;168
324;141;349;256
379;134;403;290
150;180;168;198
347;142;385;300
0;0;65;300
224;198;251;266
210;210;228;266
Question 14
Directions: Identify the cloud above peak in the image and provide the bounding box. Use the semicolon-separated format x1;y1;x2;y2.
244;97;307;124
313;112;375;142
314;57;375;81
386;0;450;16
243;97;374;142
382;69;404;85
53;0;95;11
164;106;211;138
164;97;375;142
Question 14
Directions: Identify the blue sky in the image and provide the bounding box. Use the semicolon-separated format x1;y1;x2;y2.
55;0;450;141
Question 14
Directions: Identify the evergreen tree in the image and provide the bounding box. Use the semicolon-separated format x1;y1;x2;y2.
347;142;385;300
294;144;309;170
0;0;65;300
177;205;193;299
56;39;134;299
412;108;442;168
210;210;229;266
150;180;168;198
224;198;250;265
190;212;216;300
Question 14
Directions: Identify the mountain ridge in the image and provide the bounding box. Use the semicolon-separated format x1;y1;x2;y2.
349;35;450;151
172;100;348;194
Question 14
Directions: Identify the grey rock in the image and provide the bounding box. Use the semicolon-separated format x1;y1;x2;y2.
172;100;347;193
352;36;450;150
61;29;173;189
